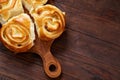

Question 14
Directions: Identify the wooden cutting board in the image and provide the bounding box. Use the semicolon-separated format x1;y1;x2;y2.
0;0;120;80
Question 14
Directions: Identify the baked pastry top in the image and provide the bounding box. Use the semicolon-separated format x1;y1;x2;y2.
30;4;65;41
0;1;66;78
0;1;65;52
0;0;24;24
0;13;35;53
22;0;48;11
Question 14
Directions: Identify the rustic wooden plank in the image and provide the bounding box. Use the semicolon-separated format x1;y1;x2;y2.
53;29;120;67
52;30;120;80
0;47;79;80
52;0;120;46
0;47;119;80
0;51;46;80
56;49;120;80
0;28;120;80
0;0;120;80
0;73;15;80
54;0;120;23
1;28;119;68
0;42;120;80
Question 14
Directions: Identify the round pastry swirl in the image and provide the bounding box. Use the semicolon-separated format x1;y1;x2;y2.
0;14;35;52
31;4;65;41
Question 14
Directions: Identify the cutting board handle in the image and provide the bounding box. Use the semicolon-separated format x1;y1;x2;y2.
42;51;61;78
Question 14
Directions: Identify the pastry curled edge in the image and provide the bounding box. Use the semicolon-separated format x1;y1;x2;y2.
0;13;35;53
22;0;48;11
30;4;65;41
0;0;24;24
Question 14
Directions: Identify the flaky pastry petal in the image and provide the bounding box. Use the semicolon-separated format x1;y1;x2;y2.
0;0;24;24
30;4;65;41
0;13;35;53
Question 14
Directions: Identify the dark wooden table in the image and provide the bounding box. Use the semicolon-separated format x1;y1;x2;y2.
0;0;120;80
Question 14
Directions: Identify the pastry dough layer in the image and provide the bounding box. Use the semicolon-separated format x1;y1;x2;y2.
0;13;35;53
0;0;24;24
22;0;48;11
30;4;65;41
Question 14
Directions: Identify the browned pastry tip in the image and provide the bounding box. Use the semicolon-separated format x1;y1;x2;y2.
0;0;8;3
22;0;48;11
0;0;24;24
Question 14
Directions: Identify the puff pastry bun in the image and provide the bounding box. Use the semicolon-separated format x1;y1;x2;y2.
0;0;24;24
30;4;65;41
22;0;48;11
0;13;35;53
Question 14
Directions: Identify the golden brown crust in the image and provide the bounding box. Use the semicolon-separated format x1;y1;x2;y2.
22;0;48;11
32;0;48;7
0;0;16;11
30;4;65;41
0;0;24;24
0;0;8;3
0;13;35;53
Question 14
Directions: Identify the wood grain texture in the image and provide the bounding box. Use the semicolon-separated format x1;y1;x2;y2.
0;0;120;80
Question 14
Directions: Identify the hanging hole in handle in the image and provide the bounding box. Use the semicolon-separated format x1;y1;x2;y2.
49;64;56;72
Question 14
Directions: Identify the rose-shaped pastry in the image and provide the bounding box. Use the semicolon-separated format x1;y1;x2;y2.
30;4;65;41
0;13;35;53
22;0;48;11
0;0;24;24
